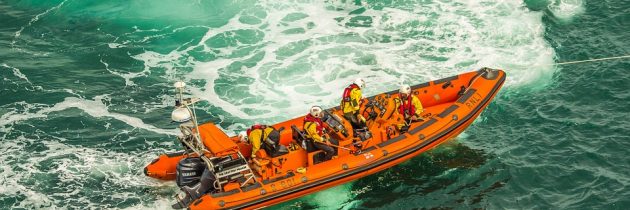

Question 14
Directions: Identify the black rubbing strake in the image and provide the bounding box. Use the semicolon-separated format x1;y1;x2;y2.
377;135;407;148
241;182;262;192
262;172;295;185
408;118;437;135
354;146;376;155
438;105;459;118
210;189;240;198
456;89;477;104
433;75;458;84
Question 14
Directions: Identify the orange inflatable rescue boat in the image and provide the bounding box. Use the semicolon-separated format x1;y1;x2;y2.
145;68;506;209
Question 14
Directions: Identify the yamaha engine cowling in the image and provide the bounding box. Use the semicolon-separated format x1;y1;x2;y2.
176;157;205;188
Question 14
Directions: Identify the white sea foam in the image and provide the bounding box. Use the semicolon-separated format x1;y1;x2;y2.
0;135;177;209
107;43;125;49
0;96;177;135
1;63;31;84
11;0;69;47
310;183;354;208
547;0;585;21
130;0;556;122
99;59;148;86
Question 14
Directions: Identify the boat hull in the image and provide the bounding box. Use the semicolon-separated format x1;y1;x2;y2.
146;68;506;209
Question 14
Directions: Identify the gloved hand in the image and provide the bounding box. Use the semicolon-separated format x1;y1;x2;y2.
359;115;367;123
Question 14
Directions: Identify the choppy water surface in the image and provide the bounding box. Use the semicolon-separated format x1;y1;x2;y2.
1;0;629;209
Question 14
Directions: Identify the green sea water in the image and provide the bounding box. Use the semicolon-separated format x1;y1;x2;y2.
1;0;629;209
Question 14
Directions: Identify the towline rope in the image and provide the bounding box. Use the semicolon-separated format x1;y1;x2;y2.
550;55;630;66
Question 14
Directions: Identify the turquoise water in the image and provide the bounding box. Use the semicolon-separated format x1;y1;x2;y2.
1;0;629;209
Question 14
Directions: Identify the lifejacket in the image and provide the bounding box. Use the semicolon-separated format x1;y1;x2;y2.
246;124;267;136
398;94;416;118
247;124;278;148
341;84;360;105
303;114;324;136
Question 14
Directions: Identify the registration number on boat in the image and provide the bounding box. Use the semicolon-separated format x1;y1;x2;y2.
465;93;483;109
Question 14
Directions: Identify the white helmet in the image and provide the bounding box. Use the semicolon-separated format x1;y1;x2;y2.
238;131;248;142
354;78;366;89
310;106;323;118
399;84;411;95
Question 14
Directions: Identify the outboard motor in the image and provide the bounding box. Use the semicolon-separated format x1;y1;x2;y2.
172;168;217;209
176;157;205;188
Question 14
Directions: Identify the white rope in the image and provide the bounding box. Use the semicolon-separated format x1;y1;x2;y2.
553;55;630;66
